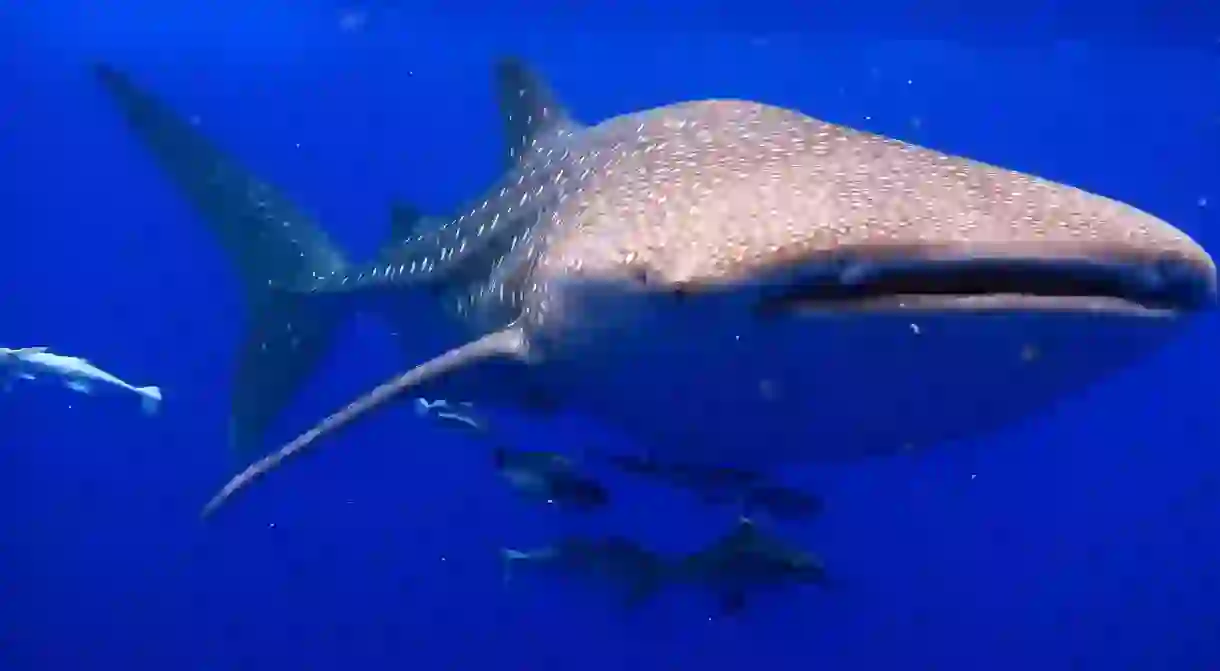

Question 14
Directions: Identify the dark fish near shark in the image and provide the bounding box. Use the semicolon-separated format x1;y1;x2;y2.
677;517;830;615
742;484;822;521
501;536;666;607
492;447;609;510
608;453;764;495
410;395;607;509
608;453;821;520
503;522;826;614
178;58;1215;517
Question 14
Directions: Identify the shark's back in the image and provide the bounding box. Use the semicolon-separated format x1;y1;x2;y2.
535;99;1209;297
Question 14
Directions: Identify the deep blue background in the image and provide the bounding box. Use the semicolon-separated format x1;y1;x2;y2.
2;2;1219;669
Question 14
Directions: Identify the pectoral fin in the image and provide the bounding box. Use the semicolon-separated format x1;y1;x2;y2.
201;325;533;518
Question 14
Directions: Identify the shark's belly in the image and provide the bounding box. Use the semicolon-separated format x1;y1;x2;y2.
537;301;1189;467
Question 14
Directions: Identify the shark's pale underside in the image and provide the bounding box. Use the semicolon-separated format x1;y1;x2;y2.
96;59;1217;518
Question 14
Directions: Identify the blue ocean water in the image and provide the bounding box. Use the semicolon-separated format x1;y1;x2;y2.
2;2;1219;669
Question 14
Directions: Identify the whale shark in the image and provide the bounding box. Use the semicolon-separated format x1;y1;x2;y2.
95;59;1216;516
192;57;1216;517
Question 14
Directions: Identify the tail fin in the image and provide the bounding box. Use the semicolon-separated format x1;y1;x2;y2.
384;201;447;247
95;63;351;459
622;569;665;609
626;547;674;609
136;386;162;415
499;548;531;586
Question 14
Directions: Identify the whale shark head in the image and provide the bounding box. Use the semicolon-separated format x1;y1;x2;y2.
201;59;1215;517
513;98;1215;463
537;100;1214;320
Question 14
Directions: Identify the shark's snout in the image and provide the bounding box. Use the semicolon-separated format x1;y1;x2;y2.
737;189;1219;317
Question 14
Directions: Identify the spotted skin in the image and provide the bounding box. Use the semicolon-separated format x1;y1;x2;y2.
202;58;1215;517
291;94;1215;332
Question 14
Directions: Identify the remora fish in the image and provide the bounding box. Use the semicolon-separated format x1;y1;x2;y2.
413;397;485;432
0;346;162;414
608;453;821;520
677;517;830;614
493;447;610;510
500;536;667;607
92;64;475;459
203;57;1216;516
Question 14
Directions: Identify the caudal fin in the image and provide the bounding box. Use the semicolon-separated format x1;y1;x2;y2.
136;386;162;415
95;63;351;459
499;548;530;586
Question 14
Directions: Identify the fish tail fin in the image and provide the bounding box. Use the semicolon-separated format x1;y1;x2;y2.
136;386;162;415
624;574;663;609
95;62;353;460
604;543;669;609
228;288;349;456
499;548;530;586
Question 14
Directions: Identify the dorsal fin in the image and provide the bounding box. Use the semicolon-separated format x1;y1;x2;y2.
14;347;49;355
389;201;423;241
377;201;449;267
387;200;447;243
494;57;578;167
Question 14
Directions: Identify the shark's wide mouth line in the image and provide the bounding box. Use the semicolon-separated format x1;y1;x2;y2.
755;258;1214;315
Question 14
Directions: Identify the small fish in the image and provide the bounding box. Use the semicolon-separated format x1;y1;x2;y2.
742;484;823;521
493;447;609;510
0;346;162;415
413;397;485;432
609;453;821;520
609;453;762;501
677;517;830;615
411;398;607;508
500;535;666;607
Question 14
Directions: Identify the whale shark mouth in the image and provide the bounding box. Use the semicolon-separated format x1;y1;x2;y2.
755;257;1217;316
